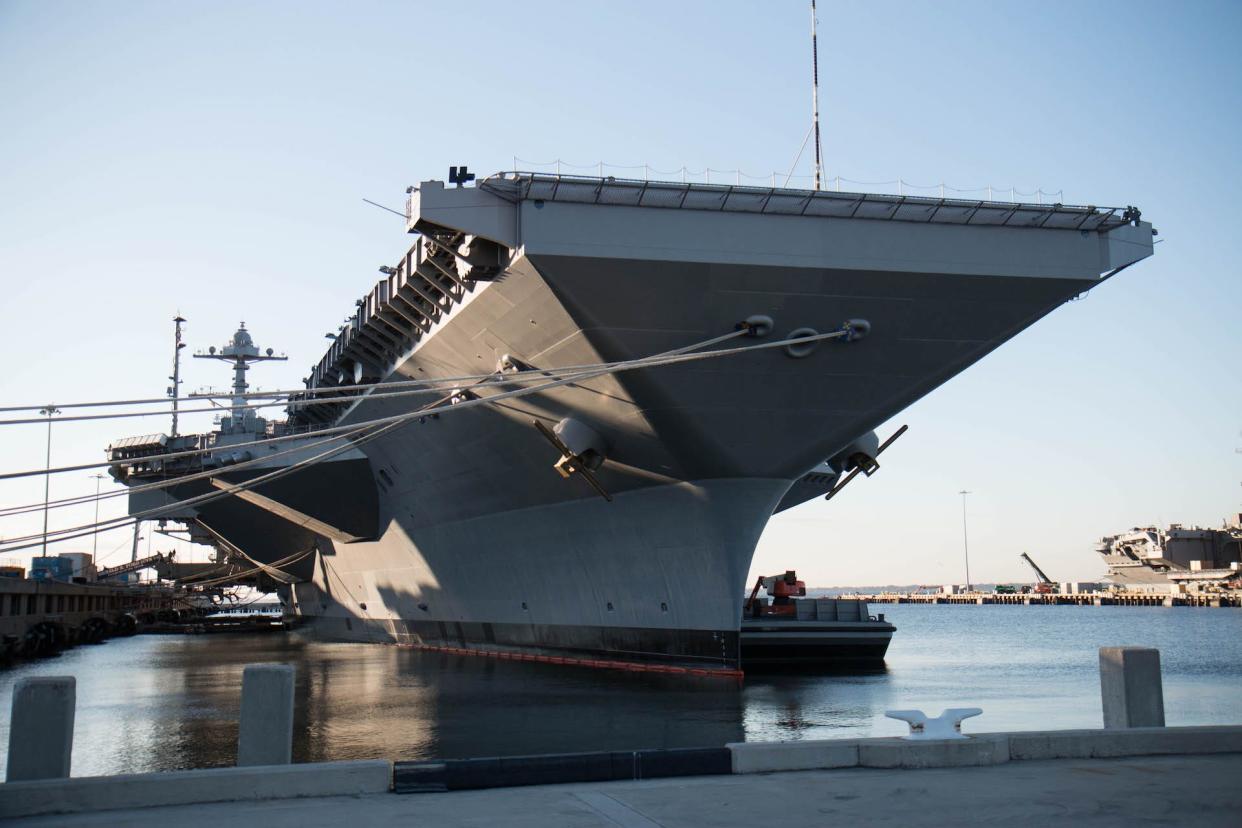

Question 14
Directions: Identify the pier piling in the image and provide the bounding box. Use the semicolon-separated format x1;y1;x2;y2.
1099;647;1165;729
6;677;75;782
237;664;295;766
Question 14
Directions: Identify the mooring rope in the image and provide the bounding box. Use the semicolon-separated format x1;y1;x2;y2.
0;326;754;419
0;328;760;481
0;325;857;553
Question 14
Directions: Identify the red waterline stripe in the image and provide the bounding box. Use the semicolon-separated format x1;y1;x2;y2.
410;642;744;680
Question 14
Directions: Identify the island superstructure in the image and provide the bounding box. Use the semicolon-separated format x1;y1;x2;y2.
1096;516;1242;589
109;170;1156;671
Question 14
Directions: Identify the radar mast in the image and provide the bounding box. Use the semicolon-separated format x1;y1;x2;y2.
193;322;287;435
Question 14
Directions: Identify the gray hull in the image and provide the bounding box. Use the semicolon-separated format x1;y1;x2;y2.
294;478;787;667
120;174;1155;670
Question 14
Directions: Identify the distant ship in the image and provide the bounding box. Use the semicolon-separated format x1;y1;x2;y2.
1096;514;1242;589
108;170;1155;671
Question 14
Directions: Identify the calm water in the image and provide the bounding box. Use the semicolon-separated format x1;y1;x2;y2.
1;605;1239;777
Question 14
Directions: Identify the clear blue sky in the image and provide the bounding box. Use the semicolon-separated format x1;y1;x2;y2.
1;1;1239;585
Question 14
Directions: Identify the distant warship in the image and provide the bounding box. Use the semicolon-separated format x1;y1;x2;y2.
1097;515;1242;589
109;170;1156;670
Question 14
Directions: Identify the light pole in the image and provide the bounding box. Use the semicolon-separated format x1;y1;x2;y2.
39;405;60;557
89;473;107;559
959;490;972;591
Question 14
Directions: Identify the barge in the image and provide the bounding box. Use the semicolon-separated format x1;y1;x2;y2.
741;572;894;667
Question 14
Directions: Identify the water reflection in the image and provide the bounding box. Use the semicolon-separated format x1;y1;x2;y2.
0;635;751;775
1;604;1239;777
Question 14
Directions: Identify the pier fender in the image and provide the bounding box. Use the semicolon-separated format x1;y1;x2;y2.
114;613;138;636
23;622;63;657
78;617;109;644
553;417;608;471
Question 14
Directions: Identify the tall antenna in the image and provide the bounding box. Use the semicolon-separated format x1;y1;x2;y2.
169;315;186;437
810;0;824;191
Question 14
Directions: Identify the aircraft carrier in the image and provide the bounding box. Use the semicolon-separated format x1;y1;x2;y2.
1096;515;1242;589
108;170;1156;671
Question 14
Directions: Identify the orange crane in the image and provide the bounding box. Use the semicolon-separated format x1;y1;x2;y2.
1019;552;1058;594
745;571;806;618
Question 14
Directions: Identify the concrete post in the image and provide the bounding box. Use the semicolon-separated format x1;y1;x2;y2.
1100;647;1165;729
6;676;75;781
237;664;295;766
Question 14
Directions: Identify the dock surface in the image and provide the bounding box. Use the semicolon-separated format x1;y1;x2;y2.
11;753;1240;827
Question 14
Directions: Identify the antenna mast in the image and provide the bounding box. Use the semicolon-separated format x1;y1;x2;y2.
194;323;287;434
169;315;186;437
811;0;824;191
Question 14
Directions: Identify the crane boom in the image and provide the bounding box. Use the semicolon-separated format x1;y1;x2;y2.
1019;552;1053;585
97;551;170;580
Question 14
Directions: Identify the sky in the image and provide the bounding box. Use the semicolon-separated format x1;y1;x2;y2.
0;0;1239;586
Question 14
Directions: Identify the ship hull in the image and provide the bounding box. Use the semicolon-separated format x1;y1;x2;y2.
282;253;1098;669
113;175;1153;672
738;622;896;667
291;477;789;669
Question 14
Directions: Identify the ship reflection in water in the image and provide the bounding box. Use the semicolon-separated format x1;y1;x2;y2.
0;604;1239;778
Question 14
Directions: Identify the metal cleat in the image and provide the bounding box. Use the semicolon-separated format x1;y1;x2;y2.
884;708;982;740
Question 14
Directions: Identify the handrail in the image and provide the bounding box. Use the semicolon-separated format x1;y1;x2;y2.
482;171;1138;233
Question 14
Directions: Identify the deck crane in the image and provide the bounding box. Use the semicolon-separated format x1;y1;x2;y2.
1019;552;1058;594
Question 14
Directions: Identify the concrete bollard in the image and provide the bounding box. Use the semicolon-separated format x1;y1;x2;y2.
237;664;295;766
6;676;76;782
1100;647;1165;729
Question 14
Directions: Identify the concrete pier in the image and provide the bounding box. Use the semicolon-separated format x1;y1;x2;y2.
1100;646;1165;728
0;579;191;663
4;724;1238;820
5;677;75;782
5;753;1240;827
237;664;295;766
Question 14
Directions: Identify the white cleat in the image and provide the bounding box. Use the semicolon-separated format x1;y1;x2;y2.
884;708;983;740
